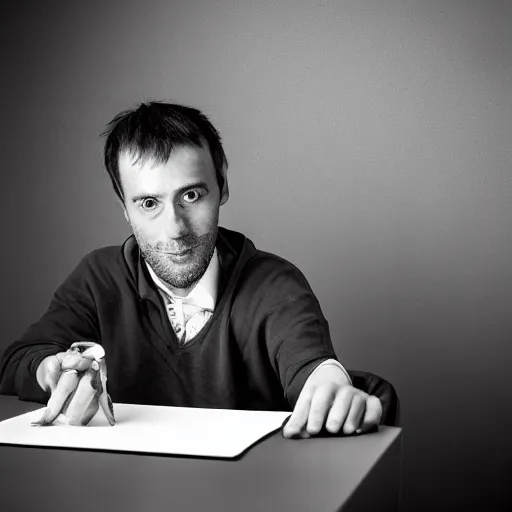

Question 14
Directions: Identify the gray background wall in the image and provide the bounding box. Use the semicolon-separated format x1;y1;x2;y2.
1;0;511;510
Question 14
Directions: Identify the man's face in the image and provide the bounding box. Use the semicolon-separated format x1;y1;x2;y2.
119;143;228;295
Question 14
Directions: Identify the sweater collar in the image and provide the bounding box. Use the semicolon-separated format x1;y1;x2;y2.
122;227;249;303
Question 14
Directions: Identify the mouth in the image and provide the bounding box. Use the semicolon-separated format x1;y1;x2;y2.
159;246;197;257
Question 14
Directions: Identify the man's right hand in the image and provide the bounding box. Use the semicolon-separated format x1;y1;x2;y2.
34;341;115;426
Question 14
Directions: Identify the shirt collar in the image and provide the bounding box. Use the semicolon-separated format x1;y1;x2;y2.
145;249;219;311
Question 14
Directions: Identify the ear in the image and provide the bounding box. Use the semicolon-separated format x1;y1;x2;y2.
219;167;229;206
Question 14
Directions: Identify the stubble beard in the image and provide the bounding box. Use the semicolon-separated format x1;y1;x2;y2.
135;228;218;291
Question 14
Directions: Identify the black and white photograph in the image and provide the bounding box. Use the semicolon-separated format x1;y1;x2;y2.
0;1;510;511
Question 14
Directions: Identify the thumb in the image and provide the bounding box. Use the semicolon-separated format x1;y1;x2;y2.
36;354;64;392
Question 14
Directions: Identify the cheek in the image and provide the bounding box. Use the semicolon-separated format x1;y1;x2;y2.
189;204;220;234
128;215;160;241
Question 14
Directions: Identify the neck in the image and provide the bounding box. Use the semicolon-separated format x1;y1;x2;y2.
165;281;197;298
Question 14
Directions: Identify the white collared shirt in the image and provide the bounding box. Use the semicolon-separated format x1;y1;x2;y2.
145;250;351;384
146;249;219;343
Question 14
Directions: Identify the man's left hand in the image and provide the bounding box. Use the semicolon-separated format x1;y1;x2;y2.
282;365;382;438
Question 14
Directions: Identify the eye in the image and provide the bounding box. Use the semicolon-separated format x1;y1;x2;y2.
182;189;203;203
141;198;159;211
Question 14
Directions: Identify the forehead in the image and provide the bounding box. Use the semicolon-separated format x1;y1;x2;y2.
118;143;216;196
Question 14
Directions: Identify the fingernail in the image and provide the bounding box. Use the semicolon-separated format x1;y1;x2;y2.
356;428;362;434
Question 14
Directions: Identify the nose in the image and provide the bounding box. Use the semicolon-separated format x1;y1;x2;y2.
163;203;189;239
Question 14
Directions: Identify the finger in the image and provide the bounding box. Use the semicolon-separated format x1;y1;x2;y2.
63;368;99;426
81;395;100;426
81;344;105;361
53;414;73;426
100;394;116;426
60;352;94;372
282;386;314;438
325;387;353;434
343;393;366;435
32;370;80;425
70;342;105;363
359;395;382;433
70;341;98;351
97;359;116;425
42;355;64;392
45;370;81;423
306;386;336;435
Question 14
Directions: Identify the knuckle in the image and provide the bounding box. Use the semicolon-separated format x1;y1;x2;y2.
339;385;354;399
353;393;366;406
353;388;367;399
366;396;382;413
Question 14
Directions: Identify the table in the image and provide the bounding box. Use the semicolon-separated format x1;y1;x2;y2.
0;396;402;512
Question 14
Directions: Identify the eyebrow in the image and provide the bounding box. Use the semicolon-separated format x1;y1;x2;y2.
130;182;210;203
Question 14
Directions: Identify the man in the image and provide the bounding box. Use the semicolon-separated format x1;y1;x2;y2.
0;102;382;438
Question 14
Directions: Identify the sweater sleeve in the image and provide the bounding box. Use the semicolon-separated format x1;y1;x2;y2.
0;255;101;403
242;257;340;409
268;295;337;409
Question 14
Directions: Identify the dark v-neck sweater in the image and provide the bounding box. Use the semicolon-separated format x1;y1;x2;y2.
0;227;338;411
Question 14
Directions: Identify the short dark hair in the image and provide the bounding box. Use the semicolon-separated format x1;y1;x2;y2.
102;101;228;201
